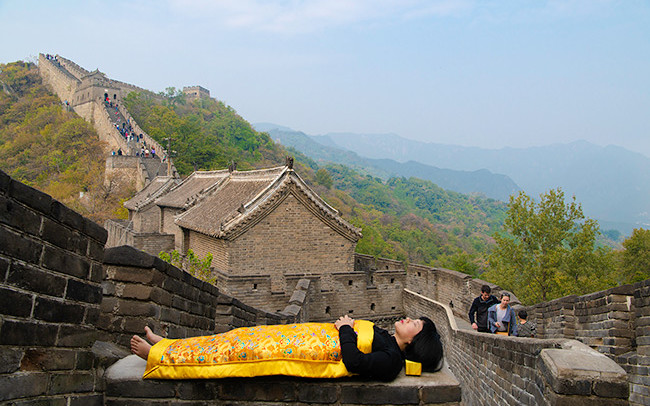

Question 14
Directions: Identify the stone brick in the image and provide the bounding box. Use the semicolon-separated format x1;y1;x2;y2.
9;397;68;406
104;245;157;268
116;299;160;317
161;307;181;324
83;217;107;244
9;178;52;215
42;245;90;279
107;265;161;284
68;394;104;406
50;200;84;232
340;385;420;405
57;325;99;348
34;297;85;323
0;169;10;193
298;383;338;404
421;384;462;403
85;306;101;324
177;381;219;400
22;348;76;371
106;380;177;398
66;278;103;304
123;284;153;300
0;285;34;317
76;350;96;370
41;217;87;255
0;194;42;235
0;372;49;401
0;319;58;346
0;226;43;264
8;262;67;297
48;372;95;394
101;296;118;313
150;287;173;306
0;347;23;374
87;239;105;262
0;255;9;280
90;262;104;282
218;379;297;401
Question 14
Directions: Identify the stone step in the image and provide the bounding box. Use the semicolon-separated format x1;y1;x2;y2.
105;355;462;405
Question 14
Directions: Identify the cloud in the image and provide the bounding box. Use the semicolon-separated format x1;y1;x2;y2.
167;0;473;33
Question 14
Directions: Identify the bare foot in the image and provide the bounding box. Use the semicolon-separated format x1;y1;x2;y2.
145;326;163;344
131;335;152;360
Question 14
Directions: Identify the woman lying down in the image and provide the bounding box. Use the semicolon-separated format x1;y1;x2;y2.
131;315;443;382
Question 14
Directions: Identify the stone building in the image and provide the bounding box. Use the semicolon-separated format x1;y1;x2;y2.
119;164;364;316
183;85;210;101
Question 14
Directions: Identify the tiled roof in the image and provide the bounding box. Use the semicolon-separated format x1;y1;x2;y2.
123;176;180;211
175;167;362;242
154;170;230;209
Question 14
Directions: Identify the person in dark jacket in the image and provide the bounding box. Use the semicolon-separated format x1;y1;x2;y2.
335;315;443;381
468;285;499;332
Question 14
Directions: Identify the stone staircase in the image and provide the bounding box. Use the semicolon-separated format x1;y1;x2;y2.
141;156;168;178
105;354;462;405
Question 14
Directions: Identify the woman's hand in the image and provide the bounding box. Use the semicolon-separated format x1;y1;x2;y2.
334;315;355;330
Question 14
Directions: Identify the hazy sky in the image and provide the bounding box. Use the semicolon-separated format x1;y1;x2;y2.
2;0;649;156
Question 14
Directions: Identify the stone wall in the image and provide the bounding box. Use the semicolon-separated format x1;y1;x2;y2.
619;279;650;405
104;219;175;256
0;169;107;405
100;245;290;347
227;194;356;278
403;290;629;406
117;104;178;178
38;53;80;104
527;282;650;405
161;207;184;251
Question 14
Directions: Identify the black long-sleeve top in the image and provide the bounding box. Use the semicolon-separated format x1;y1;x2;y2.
338;325;404;381
468;294;498;329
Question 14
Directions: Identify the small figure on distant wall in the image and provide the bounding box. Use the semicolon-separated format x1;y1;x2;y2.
117;148;122;156
515;310;536;338
487;292;517;336
468;284;499;333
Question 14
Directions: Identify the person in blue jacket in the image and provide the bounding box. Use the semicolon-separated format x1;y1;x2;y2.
487;292;518;336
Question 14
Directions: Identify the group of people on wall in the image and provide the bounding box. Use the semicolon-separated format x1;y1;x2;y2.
468;285;536;337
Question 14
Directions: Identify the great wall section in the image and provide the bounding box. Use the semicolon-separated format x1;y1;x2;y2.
0;54;648;405
37;53;178;192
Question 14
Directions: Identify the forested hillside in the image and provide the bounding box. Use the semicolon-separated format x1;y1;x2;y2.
0;61;131;222
124;90;287;174
2;59;645;305
124;92;508;273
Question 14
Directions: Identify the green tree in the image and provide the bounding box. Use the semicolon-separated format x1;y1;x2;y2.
620;228;650;283
160;249;214;284
484;188;612;304
315;168;333;189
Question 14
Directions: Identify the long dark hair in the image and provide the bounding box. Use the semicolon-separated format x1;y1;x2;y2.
404;317;443;372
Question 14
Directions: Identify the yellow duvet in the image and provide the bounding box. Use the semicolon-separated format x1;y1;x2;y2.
144;320;374;379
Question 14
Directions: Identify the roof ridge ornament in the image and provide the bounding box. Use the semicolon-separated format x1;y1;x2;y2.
285;156;294;170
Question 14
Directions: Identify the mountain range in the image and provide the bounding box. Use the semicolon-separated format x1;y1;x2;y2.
255;123;650;235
